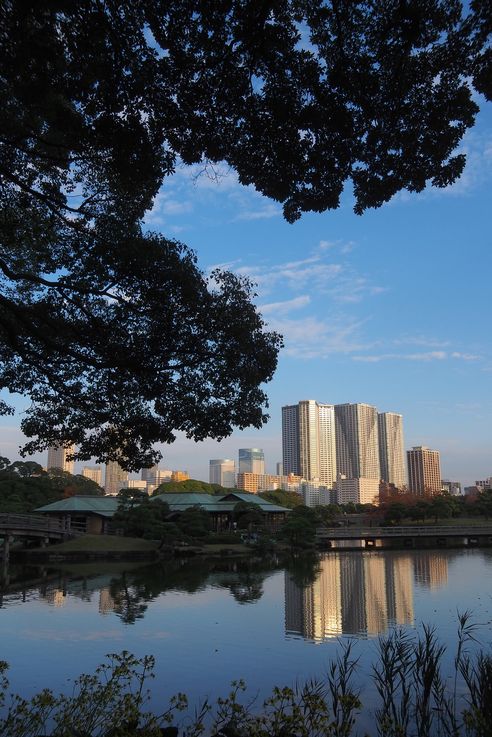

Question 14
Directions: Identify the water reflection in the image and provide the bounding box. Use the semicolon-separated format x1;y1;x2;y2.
284;550;452;640
0;550;458;639
0;557;282;619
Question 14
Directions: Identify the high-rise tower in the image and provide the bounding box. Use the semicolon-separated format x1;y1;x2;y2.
378;412;406;487
238;448;265;475
209;459;236;488
281;400;337;487
407;446;441;496
104;460;128;495
47;445;75;475
334;403;380;480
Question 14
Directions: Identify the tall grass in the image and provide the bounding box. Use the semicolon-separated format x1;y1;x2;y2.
0;615;491;736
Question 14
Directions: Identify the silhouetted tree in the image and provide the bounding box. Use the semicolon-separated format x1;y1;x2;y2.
1;2;490;467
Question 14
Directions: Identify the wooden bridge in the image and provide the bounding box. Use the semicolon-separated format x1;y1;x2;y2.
0;513;71;576
316;525;492;549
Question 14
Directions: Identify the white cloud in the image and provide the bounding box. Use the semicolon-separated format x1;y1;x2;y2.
353;351;448;362
235;202;281;221
450;352;480;361
393;336;452;348
260;295;311;316
267;316;370;359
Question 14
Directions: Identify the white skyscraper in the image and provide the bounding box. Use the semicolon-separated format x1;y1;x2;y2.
334;403;380;480
209;459;236;488
378;412;406;487
47;445;75;475
238;448;265;475
104;460;128;495
281;400;337;488
82;466;103;486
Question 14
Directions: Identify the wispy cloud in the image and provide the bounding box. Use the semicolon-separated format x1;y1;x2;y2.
235;202;281;221
260;295;311;316
393;336;452;349
267;315;371;359
352;351;480;363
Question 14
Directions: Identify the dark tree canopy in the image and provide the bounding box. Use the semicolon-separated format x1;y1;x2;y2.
0;1;490;468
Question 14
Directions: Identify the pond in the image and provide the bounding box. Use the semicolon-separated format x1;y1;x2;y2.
1;548;492;729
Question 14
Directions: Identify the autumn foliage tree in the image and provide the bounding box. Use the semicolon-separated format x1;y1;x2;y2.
0;1;490;468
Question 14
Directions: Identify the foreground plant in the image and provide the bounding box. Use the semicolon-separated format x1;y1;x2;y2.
0;617;491;737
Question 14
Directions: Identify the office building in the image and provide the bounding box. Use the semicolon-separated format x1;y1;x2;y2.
378;412;406;487
171;470;189;483
335;476;380;505
47;445;75;475
282;400;337;487
335;403;380;480
441;480;462;496
238;448;265;475
104;460;128;495
209;459;235;488
407;446;441;496
82;466;103;486
141;465;172;487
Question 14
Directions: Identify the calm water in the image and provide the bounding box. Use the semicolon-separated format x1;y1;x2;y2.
1;549;492;721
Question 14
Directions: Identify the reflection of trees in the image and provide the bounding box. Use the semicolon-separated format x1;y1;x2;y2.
109;573;148;624
105;556;283;621
284;552;321;588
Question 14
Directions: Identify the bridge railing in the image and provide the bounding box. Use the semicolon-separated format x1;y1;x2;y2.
316;525;492;539
0;513;67;533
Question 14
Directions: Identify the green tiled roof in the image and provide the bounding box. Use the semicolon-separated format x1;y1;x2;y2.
36;496;120;516
36;491;290;517
151;493;219;507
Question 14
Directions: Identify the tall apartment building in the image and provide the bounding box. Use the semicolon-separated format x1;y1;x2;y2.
104;460;128;495
335;403;380;479
281;400;337;487
407;446;441;496
238;448;265;475
209;459;235;488
82;466;103;486
378;412;406;488
47;445;75;475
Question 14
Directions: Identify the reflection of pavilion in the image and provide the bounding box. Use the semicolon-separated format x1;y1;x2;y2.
285;552;415;641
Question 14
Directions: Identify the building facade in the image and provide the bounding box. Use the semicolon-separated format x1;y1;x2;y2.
378;412;406;488
407;446;441;496
335;476;380;505
238;448;265;475
209;459;235;488
334;403;380;480
282;400;337;487
104;460;128;495
47;445;75;475
82;466;103;486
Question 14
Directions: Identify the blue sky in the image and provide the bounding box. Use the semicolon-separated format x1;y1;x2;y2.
1;101;491;487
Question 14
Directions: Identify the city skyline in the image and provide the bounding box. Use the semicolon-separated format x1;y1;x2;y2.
1;104;490;486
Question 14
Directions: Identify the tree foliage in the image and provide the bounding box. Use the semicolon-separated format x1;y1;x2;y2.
1;1;490;468
0;458;101;512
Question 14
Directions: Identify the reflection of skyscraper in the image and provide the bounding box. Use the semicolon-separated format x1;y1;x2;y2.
99;588;115;614
282;401;337;487
364;555;388;635
413;552;449;589
335;403;380;479
284;552;415;641
385;555;414;625
285;557;342;641
378;412;406;487
47;445;75;474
